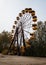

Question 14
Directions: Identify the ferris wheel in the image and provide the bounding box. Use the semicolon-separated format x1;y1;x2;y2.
8;8;37;55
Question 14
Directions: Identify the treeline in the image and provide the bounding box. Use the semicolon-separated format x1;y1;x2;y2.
0;21;46;57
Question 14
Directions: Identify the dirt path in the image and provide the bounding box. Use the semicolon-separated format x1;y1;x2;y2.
0;54;46;65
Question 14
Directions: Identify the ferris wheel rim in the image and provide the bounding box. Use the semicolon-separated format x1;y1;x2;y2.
12;8;37;42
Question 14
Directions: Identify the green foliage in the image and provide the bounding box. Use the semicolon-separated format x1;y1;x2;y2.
0;31;12;53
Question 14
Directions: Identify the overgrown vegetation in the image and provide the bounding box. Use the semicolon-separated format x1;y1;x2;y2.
0;31;12;53
0;21;46;57
26;21;46;57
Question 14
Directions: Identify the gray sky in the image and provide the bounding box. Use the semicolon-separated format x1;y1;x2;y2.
0;0;46;32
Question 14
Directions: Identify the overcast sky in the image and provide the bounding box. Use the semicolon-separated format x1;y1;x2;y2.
0;0;46;32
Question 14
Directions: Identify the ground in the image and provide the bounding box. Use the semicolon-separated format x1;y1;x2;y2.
0;54;46;65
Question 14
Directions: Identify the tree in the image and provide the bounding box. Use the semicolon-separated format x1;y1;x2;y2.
0;31;12;53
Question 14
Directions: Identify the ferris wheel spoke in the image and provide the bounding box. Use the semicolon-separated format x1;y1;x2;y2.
22;16;31;25
24;32;29;39
18;25;32;34
22;17;31;25
24;26;32;29
23;26;31;29
20;14;31;25
23;24;32;29
25;35;29;40
22;13;29;21
22;21;32;28
23;20;31;26
21;14;28;22
23;29;31;34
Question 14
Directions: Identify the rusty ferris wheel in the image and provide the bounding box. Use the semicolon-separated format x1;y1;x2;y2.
7;8;38;55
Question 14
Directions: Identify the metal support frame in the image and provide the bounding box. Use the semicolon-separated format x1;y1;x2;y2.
21;22;26;48
7;22;26;55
